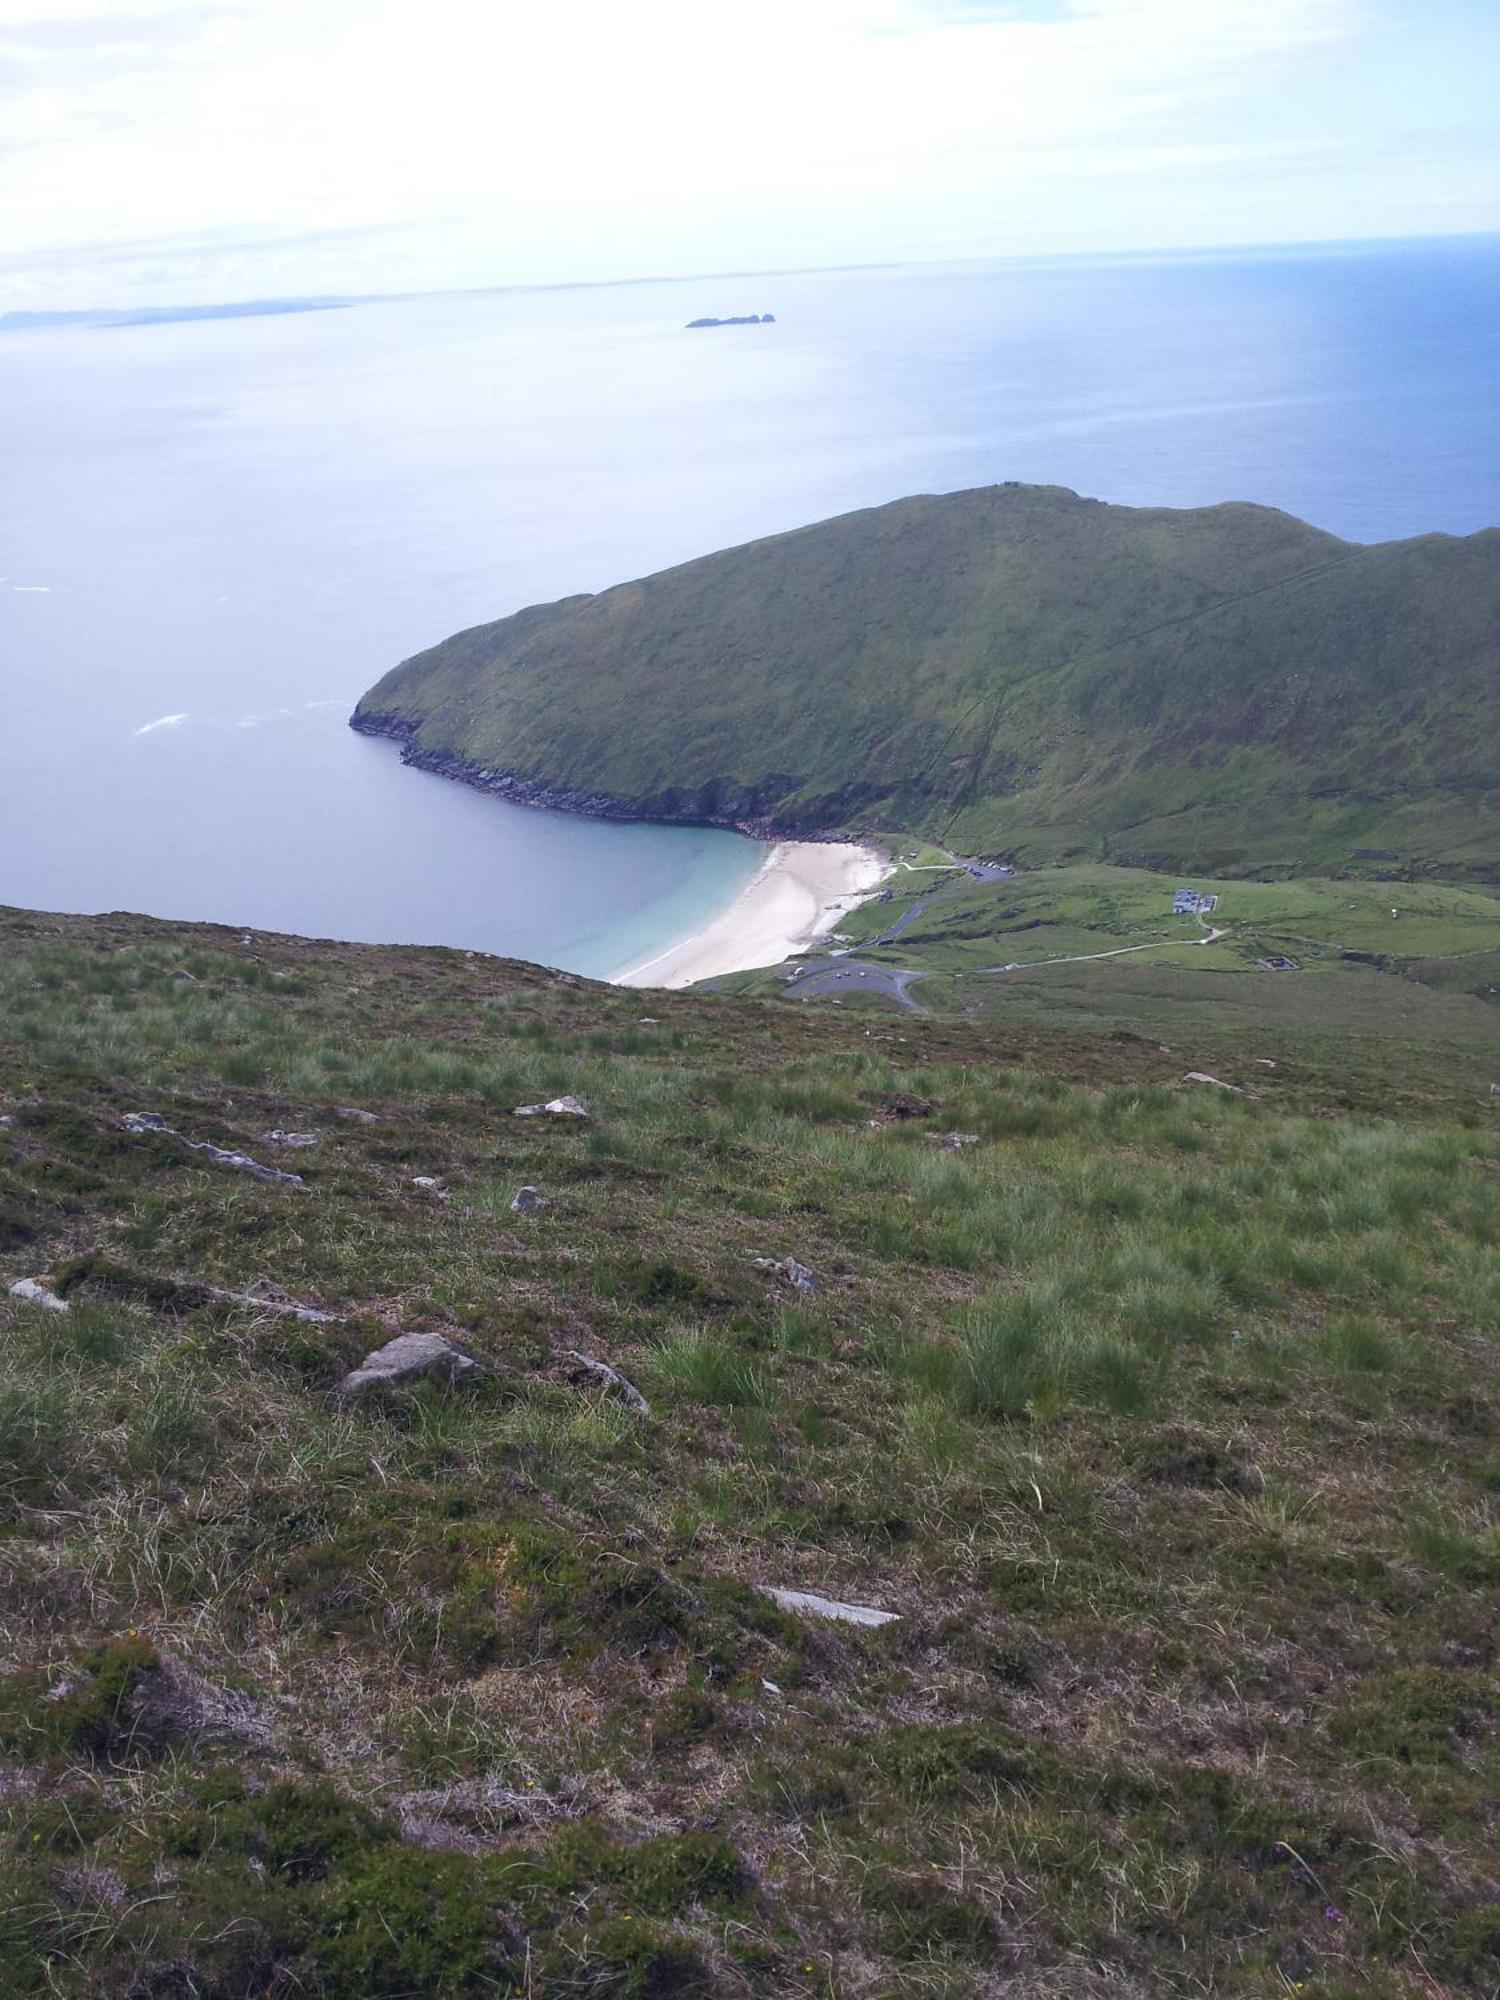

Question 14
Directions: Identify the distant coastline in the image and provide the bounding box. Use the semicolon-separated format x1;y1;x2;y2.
0;298;357;334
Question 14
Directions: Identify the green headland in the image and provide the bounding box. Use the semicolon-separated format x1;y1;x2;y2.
355;482;1500;879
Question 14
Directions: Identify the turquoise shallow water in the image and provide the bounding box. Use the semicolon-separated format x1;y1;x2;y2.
2;236;1497;971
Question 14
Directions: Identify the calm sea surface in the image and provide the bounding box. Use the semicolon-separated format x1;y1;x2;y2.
2;236;1498;973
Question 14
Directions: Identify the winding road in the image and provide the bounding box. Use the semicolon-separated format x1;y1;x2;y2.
777;916;1226;1017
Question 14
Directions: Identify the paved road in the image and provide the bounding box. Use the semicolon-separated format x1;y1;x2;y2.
870;894;937;945
869;861;1015;947
779;958;928;1013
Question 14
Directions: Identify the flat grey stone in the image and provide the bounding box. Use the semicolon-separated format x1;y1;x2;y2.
514;1094;590;1118
759;1586;900;1628
8;1278;69;1315
335;1106;379;1124
563;1349;649;1414
124;1113;304;1185
263;1129;318;1148
1182;1072;1242;1093
510;1185;546;1213
336;1332;486;1403
185;1140;305;1186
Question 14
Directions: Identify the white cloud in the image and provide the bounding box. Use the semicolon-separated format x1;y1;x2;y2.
0;0;1480;307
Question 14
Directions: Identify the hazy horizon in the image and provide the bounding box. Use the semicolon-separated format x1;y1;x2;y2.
3;0;1495;315
6;224;1498;328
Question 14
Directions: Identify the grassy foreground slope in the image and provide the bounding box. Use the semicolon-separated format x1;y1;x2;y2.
354;485;1500;877
4;904;1500;1997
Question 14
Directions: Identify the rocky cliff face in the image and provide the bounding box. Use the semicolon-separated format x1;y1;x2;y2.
351;709;900;841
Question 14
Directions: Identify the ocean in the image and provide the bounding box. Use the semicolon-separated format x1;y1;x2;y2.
2;234;1497;973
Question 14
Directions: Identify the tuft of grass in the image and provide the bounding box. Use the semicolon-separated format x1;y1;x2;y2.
652;1327;774;1408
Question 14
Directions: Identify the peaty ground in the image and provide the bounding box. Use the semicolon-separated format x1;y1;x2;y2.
1;903;1498;1997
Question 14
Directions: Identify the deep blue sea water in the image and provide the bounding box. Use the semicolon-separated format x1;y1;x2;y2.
2;235;1497;972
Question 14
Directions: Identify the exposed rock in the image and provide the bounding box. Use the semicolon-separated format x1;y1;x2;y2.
166;969;198;985
1182;1072;1243;1093
0;1114;15;1130
411;1175;444;1191
335;1105;379;1124
760;1586;900;1628
185;1139;305;1186
514;1094;590;1118
8;1277;69;1314
263;1129;318;1148
203;1286;337;1324
122;1113;306;1185
510;1185;546;1213
925;1130;979;1150
335;1331;486;1402
563;1349;650;1415
753;1254;818;1294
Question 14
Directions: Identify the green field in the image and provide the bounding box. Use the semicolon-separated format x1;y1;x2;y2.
3;903;1500;1996
719;861;1500;1065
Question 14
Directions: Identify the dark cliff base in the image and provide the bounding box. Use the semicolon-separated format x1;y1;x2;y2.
351;710;889;846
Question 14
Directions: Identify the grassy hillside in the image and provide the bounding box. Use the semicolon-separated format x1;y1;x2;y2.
716;859;1500;1027
354;485;1500;878
4;903;1500;1996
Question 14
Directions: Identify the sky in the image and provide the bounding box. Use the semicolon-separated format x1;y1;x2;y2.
1;0;1496;310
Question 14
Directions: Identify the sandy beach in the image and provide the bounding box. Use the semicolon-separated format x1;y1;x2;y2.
613;840;891;988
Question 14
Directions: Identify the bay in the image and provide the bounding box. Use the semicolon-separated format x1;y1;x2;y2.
2;234;1497;973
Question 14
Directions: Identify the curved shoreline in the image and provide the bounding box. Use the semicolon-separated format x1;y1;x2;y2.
612;839;891;988
350;710;895;986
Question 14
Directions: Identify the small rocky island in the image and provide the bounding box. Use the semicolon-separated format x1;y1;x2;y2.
685;312;776;328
